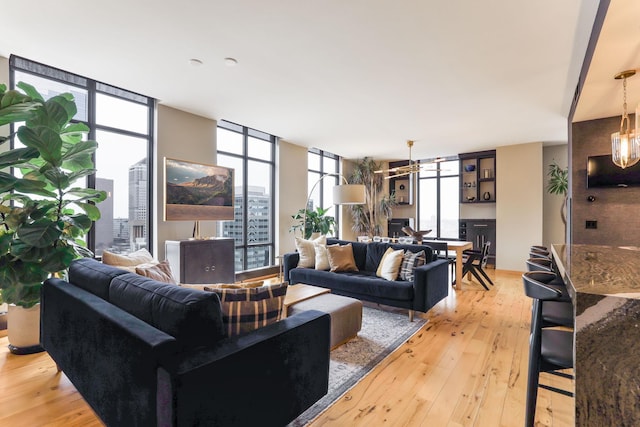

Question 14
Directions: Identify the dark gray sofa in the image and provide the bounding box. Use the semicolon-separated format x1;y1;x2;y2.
41;258;331;427
283;239;449;321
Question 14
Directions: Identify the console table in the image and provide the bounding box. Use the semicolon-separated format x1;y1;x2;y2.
552;243;640;426
165;238;235;284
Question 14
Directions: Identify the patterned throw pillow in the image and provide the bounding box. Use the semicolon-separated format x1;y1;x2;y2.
399;250;426;281
205;282;288;337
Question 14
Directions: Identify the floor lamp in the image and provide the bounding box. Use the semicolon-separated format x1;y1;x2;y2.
302;173;366;238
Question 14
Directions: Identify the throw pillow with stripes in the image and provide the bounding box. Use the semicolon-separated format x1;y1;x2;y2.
399;250;426;281
205;282;288;337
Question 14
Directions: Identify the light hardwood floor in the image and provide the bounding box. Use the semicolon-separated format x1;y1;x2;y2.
0;270;573;426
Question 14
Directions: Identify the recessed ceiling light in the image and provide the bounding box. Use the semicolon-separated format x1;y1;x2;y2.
189;58;203;66
224;57;238;67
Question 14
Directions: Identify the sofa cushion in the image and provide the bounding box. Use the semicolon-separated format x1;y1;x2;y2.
109;273;226;349
314;240;330;270
366;242;391;272
327;244;359;272
68;258;129;301
295;235;326;268
399;250;426;281
135;260;177;284
102;248;156;272
289;268;414;301
327;239;367;270
377;248;404;280
205;283;288;337
391;243;435;262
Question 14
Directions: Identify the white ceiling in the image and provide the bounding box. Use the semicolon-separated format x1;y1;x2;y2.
0;0;611;161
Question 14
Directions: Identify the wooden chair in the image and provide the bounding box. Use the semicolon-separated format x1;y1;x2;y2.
458;241;494;290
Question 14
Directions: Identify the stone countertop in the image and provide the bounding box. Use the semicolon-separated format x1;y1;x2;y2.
552;243;640;299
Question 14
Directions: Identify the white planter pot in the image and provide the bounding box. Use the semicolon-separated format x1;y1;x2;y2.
7;303;44;355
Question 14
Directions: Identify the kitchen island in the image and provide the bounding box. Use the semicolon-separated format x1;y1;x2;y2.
552;243;640;427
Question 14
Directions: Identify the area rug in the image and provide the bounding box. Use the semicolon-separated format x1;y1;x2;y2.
288;304;427;426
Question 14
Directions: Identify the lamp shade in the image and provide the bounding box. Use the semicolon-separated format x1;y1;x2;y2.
333;184;366;205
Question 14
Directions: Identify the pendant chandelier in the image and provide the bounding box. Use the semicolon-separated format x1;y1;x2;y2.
611;70;640;169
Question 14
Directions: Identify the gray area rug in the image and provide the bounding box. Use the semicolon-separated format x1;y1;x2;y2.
288;305;427;426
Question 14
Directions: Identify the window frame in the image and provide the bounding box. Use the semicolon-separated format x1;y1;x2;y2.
307;148;341;237
9;55;155;256
217;120;276;272
417;157;460;239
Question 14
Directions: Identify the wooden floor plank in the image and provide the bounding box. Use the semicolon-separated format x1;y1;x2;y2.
0;269;574;427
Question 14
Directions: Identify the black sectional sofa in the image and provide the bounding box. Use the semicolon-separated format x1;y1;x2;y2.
283;239;449;321
41;258;331;427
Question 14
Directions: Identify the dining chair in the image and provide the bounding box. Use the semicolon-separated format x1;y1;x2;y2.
457;241;493;290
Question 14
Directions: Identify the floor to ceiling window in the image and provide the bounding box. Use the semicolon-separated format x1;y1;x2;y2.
418;158;460;239
307;148;340;238
10;56;155;257
216;120;275;272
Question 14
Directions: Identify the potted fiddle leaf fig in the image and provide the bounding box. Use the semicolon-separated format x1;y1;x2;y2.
290;207;336;239
0;82;106;354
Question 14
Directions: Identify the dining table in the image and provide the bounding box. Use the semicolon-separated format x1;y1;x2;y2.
423;239;473;287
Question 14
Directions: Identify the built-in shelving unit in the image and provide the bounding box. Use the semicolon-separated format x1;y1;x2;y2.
459;150;496;203
388;160;413;205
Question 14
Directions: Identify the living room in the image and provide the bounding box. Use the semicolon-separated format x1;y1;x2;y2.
1;0;638;426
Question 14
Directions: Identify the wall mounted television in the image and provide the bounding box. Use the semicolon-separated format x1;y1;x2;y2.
164;157;234;221
587;154;640;188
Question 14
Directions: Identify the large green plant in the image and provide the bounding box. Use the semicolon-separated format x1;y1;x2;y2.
290;207;336;239
546;161;569;226
348;157;396;237
0;82;106;308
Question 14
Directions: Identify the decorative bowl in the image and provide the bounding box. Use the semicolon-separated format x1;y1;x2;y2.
464;164;476;172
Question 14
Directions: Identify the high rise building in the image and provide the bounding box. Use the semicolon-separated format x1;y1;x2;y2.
128;158;148;251
221;186;272;271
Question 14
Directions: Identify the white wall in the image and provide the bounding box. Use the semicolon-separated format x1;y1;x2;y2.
543;144;568;249
155;104;217;259
276;140;308;256
496;142;543;271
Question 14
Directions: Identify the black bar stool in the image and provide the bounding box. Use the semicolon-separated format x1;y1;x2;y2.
522;271;574;427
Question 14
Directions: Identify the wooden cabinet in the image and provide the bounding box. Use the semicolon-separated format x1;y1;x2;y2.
165;239;235;284
459;150;496;203
388;160;413;205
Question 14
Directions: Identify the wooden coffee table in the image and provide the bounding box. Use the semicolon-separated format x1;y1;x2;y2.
283;283;331;318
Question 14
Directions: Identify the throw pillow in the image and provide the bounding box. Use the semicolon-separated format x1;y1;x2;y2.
399;250;426;281
314;240;330;270
295;235;327;268
376;248;404;281
376;247;395;277
205;282;288;337
326;243;359;272
102;248;155;268
135;260;178;284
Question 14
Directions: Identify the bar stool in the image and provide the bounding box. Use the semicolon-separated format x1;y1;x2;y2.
525;257;553;272
530;249;551;260
522;271;574;427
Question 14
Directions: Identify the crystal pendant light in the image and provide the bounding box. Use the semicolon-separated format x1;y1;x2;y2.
611;70;640;169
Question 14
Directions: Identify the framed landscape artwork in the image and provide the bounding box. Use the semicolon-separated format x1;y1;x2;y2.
164;157;235;221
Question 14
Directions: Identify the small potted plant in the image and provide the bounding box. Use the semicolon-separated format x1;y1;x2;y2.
290;207;336;239
0;82;106;354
